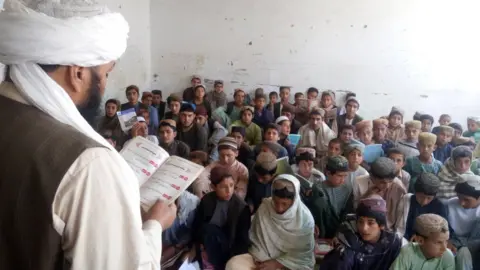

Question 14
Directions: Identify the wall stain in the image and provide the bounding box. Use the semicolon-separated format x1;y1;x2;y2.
364;25;368;28
235;68;247;72
153;74;159;78
350;25;354;27
420;94;428;98
325;19;331;24
228;61;234;66
248;41;253;46
291;24;295;27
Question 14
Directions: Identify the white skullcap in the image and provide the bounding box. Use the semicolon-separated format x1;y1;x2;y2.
137;116;146;123
275;116;289;124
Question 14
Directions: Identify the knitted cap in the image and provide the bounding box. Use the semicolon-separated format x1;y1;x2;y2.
326;156;349;172
344;143;365;155
436;125;454;135
405;120;422;130
256;152;278;171
451;145;473;161
414;214;449;237
261;141;284;157
415;172;441;195
390;106;405;117
373;118;389;128
370;157;397;179
355;120;372;131
296;147;316;157
418;132;437;145
356;195;387;225
218;137;238;151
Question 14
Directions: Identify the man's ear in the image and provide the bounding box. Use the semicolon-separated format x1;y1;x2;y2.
173;131;177;138
67;65;90;94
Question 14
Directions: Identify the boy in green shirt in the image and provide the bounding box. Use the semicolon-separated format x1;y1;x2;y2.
390;213;455;270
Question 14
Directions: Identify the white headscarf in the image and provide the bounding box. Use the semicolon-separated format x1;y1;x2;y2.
249;174;315;270
0;0;136;181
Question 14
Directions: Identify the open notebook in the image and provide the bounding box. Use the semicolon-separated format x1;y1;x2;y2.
121;136;205;211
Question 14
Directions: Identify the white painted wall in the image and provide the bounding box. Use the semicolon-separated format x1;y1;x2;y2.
150;0;480;126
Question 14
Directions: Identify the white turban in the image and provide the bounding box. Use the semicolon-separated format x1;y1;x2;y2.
0;0;136;181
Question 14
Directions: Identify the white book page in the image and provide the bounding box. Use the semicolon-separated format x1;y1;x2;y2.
140;156;204;210
120;136;169;186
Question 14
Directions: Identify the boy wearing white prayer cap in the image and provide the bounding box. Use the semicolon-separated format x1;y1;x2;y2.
0;1;176;269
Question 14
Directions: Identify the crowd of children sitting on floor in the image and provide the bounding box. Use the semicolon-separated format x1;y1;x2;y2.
96;75;480;270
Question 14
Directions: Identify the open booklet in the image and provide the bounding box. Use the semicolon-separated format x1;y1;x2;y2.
120;136;205;211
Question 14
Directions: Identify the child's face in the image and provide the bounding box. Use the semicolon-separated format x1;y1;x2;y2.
272;196;294;215
468;120;479;132
373;125;387;140
389;114;402;127
169;101;181;114
105;102;118;117
280;121;291;135
214;83;224;93
388;153;405;174
326;171;348;187
371;177;392;192
270;95;278;104
241;110;253;124
195;86;206;99
213;176;235;201
453;129;462;138
357;217;383;243
418;142;436;158
219;149;238;166
328;142;342;157
357;128;373;145
454;156;471;174
298;160;314;177
264;128;279;142
294;94;304;104
405;127;419;141
230;132;244;146
280;89;290;102
437;131;452;146
126;89;138;103
257;173;274;184
418;232;449;259
307;91;318;100
309;115;323;130
345;102;359;117
347;150;363;169
421;120;433;132
159;126;176;144
321;95;333;108
340;129;354;143
415;192;435;207
439;116;451;126
255;97;266;110
458;194;480;209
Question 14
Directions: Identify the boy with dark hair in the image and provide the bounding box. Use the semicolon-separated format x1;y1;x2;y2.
281;105;302;134
96;99;125;150
159;119;190;159
344;143;369;185
177;103;208;152
164;94;182;123
294;92;304;105
266;91;278;113
395;172;448;241
121;85;139;110
182;75;202;102
205;80;227;110
433;125;454;163
303;156;353;239
140;91;159;135
246;152;278;214
306;87;319;100
294;149;325;187
387;148;411;190
390;214;455;270
151;89;166;120
432;114;452;135
387;107;405;142
252;93;274;130
273;86;292;119
404;132;443;193
193;166;251;270
337;96;363;132
449;122;476;148
396;120;421;158
318;138;343;172
254;123;291;161
338;125;361;150
231;106;262;146
230;126;254;169
226;89;247;122
420;114;435;133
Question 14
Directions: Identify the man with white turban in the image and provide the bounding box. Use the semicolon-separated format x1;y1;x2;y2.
0;1;176;269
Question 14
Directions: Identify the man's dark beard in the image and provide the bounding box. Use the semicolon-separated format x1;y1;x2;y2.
77;70;102;127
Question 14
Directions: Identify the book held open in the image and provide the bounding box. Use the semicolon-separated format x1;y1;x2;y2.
121;136;204;211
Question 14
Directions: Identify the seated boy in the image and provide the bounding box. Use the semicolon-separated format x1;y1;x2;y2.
339;125;363;152
158;119;190;159
303;156;353;239
318;138;342;172
230;106;262;146
252;93;274;130
390;214;455;270
293;148;325;186
246;152;278;214
447;175;480;270
195;137;249;199
387;148;411;190
373;118;396;152
298;108;336;160
438;146;474;202
433;125;454;163
189;151;208;166
404;132;443;193
321;195;402;269
449;122;476;149
355;120;374;145
193;166;251;269
387;106;405;142
395;172;448;241
266;91;278;112
275;116;295;159
337;96;363;132
230;126;254;169
164;94;182;123
344;143;369;186
281;105;302;134
253;123;290;161
354;157;406;231
464;116;480;144
432;114;452;135
124;116;159;146
420;114;435;133
396;120;421;158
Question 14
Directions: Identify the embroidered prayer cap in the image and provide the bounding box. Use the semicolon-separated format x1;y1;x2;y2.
160;119;177;130
230;126;246;137
355;120;372;131
370;157;397;179
218;136;238;151
467;116;480;124
261;141;284;157
296;147;316;158
255;151;278;174
195;106;208;117
189;151;208;164
275;116;290;125
373;118;389;128
240;106;254;114
345;96;360;108
310;108;326;117
455;174;480;198
180;102;196;113
167;94;182;105
414;214;449;237
344;143;365;155
356;195;387;225
137;116;146;122
437;125;454;135
451;145;473;161
405;120;422;130
390;106;405;117
415;172;441;195
418;132;437;145
326;156;349;172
